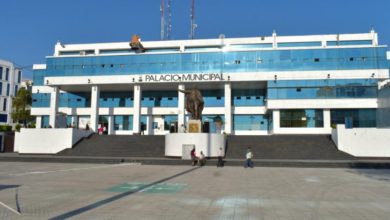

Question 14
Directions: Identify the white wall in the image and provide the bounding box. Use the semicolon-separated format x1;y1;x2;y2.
165;133;225;157
44;69;389;86
0;59;22;125
52;32;377;56
332;125;390;157
267;98;378;109
15;128;92;154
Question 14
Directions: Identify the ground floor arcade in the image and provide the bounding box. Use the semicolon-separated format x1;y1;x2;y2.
31;80;377;135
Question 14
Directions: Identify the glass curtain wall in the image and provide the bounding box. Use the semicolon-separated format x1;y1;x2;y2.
280;109;323;128
114;115;133;130
233;115;268;131
331;109;376;127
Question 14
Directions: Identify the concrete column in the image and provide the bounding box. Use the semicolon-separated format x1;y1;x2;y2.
321;40;327;47
146;115;153;135
224;83;232;134
71;115;77;128
90;85;100;132
178;84;186;132
272;30;277;49
49;86;59;128
323;109;331;129
36;116;42;129
371;29;378;46
108;115;114;135
272;110;280;134
133;84;142;134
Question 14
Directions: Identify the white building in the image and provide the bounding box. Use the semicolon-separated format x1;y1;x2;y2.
0;60;22;125
31;31;390;135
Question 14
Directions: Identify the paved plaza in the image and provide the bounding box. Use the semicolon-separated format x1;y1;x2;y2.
0;162;390;219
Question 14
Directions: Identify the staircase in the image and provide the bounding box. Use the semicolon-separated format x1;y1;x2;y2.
226;135;354;160
58;134;353;161
57;135;165;157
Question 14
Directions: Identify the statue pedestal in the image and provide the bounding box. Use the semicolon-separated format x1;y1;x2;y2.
187;119;202;133
165;133;226;158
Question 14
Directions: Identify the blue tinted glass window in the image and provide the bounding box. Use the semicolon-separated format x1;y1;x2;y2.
185;46;221;52
100;92;134;107
202;90;224;107
0;67;2;79
32;93;51;108
327;40;372;46
232;89;266;106
233;115;268;131
18;71;22;83
280;109;323;128
66;116;73;126
59;51;82;55
141;91;177;107
331;109;376;127
278;42;321;47
44;47;388;78
202;115;225;133
100;49;134;54
0;114;7;122
59;92;90;108
140;116;148;131
268;79;378;99
5;68;9;80
114;115;133;130
33;69;46;86
41;115;50;128
3;98;7;111
6;84;10;96
229;44;273;49
164;115;178;130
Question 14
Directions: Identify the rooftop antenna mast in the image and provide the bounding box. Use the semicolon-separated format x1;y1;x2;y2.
160;0;165;40
189;0;197;39
166;0;172;40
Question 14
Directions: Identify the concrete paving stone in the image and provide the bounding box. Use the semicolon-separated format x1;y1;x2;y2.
0;162;390;219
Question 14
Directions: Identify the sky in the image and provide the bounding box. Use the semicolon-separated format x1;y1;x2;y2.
1;0;389;79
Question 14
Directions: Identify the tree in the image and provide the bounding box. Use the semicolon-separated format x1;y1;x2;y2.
11;87;32;127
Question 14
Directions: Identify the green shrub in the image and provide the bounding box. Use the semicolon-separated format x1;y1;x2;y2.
15;124;22;132
0;125;12;132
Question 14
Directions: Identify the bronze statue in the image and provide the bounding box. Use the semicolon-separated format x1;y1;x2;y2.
179;87;204;120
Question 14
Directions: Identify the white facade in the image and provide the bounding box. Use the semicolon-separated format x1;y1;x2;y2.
0;60;22;125
31;31;389;135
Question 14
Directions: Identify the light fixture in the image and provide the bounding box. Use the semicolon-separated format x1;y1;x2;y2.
46;80;49;85
274;75;277;82
88;79;91;84
371;73;375;78
327;74;330;79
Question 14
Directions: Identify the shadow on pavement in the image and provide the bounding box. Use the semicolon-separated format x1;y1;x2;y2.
0;184;19;191
49;166;200;220
347;168;390;182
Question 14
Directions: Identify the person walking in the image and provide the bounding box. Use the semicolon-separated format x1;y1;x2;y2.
217;147;224;167
244;147;254;168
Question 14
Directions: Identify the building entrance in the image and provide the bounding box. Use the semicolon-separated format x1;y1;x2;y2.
151;116;166;135
99;116;109;135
